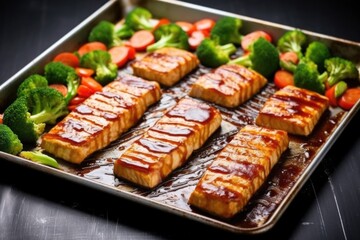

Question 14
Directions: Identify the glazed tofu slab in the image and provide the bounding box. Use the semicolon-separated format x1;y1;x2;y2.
256;85;329;136
131;47;199;87
189;64;267;108
114;97;222;188
41;73;162;164
188;125;289;219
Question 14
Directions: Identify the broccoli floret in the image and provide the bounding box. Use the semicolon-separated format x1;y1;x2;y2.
80;50;118;85
196;37;236;68
17;74;48;97
0;124;23;155
230;37;279;77
44;61;80;104
210;16;242;45
305;41;331;73
294;61;327;94
88;20;134;48
125;7;156;31
146;23;189;52
3;88;68;143
324;57;359;87
19;150;59;168
277;29;307;57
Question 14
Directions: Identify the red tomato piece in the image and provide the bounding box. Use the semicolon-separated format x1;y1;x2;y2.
81;77;103;92
77;84;96;98
69;96;86;106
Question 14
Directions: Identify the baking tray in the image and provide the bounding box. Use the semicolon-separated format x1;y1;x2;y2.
1;0;360;234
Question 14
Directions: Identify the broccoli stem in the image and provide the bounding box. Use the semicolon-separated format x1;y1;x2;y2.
220;43;237;56
319;71;328;83
229;55;252;67
138;16;154;30
19;151;59;168
147;35;172;52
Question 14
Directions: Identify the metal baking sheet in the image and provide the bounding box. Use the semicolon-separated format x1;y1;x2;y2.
1;0;360;234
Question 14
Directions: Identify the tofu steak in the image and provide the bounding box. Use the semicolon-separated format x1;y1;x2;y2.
41;73;162;164
188;125;289;219
114;97;222;188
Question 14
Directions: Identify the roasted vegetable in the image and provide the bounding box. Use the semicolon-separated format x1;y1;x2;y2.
305;41;331;73
80;50;118;85
146;23;189;52
17;74;48;97
3;88;68;143
230;37;279;77
19;150;59;168
196;37;236;68
125;7;156;31
0;124;23;155
88;20;134;48
293;60;327;94
44;61;80;104
277;29;307;57
210;16;242;45
324;57;359;87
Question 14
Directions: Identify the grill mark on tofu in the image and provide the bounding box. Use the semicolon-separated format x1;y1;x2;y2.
114;97;222;188
188;125;288;219
255;85;329;136
189;64;267;108
41;74;161;164
131;47;199;87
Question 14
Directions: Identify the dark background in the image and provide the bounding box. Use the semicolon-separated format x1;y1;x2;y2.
0;0;359;239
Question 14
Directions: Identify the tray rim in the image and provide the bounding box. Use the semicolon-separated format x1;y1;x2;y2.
1;0;360;234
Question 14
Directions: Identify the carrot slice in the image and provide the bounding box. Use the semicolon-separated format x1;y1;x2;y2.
75;67;95;77
81;76;103;92
108;46;130;67
338;88;360;110
77;41;107;57
53;52;79;68
280;51;299;64
188;30;206;50
129;30;155;52
175;21;196;35
241;31;272;51
0;114;3;124
273;70;294;89
153;18;171;30
48;84;68;97
194;18;216;32
77;84;96;98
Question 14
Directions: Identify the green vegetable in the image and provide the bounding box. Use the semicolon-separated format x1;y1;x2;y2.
230;37;279;77
0;124;23;155
277;29;307;57
88;20;134;48
334;81;348;98
125;7;156;31
146;23;189;52
294;60;328;94
305;41;331;73
19;151;59;168
80;50;118;85
324;57;359;87
196;37;237;68
210;16;242;45
44;61;80;104
3;88;68;143
17;74;48;97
